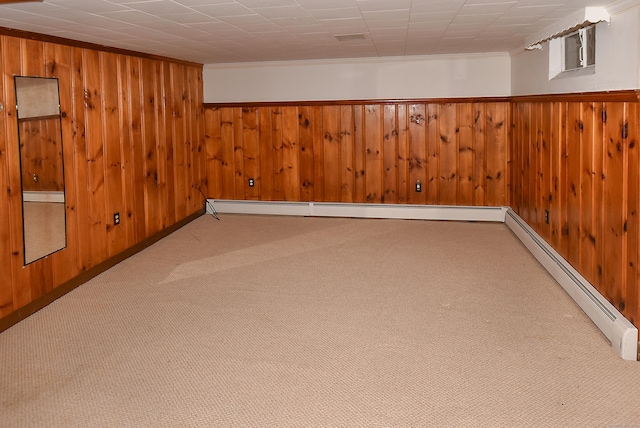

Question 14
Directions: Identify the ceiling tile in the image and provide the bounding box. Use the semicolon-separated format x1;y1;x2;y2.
0;0;623;64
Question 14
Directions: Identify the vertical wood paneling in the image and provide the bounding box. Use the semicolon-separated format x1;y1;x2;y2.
127;57;148;244
311;106;324;202
205;101;510;208
426;104;439;204
457;103;473;206
408;104;426;204
271;107;285;201
340;106;354;202
219;107;235;199
625;102;639;324
101;52;126;257
364;105;383;202
298;106;314;202
258;107;273;200
84;51;106;259
70;46;91;272
204;107;222;198
49;42;79;287
1;32;205;324
548;102;565;247
397;105;409;203
580;102;597;284
281;106;299;201
9;38;35;305
232;107;245;199
18;119;64;191
383;104;398;204
353;105;366;203
185;63;199;215
141;58;160;236
0;36;15;317
528;104;560;242
242;107;260;200
169;64;184;221
473;103;487;206
323;105;341;202
485;103;508;208
511;95;640;327
155;62;170;230
602;102;625;307
566;102;582;268
438;103;457;205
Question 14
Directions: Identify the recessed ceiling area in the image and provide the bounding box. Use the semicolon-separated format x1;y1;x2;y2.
0;0;629;64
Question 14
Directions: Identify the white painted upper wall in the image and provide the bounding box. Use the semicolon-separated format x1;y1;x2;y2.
511;5;640;95
203;53;511;103
203;6;640;102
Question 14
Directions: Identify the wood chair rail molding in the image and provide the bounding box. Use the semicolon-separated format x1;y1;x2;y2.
204;97;512;109
205;91;640;109
510;90;640;103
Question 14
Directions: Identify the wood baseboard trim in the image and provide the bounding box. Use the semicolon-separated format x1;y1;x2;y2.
0;210;204;334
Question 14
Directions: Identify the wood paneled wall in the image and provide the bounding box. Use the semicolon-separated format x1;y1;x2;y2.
510;92;640;325
206;94;640;327
204;101;510;206
0;34;206;320
18;117;64;191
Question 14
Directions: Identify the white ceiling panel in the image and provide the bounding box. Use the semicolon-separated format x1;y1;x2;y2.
0;0;634;64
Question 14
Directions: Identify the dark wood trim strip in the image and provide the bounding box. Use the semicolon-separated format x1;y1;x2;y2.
204;96;512;109
511;90;640;103
205;91;640;109
18;114;60;122
0;26;202;68
0;209;205;334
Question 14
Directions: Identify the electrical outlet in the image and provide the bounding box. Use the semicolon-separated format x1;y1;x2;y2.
415;180;422;193
248;178;255;187
114;212;120;225
544;209;549;224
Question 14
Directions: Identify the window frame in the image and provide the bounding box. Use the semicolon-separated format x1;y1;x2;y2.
562;25;596;72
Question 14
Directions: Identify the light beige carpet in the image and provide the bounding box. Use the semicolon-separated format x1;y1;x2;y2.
1;214;639;427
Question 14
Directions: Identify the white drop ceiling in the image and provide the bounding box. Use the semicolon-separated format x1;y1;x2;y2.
0;0;634;64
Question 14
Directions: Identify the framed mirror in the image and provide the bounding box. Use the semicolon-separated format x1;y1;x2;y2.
15;76;66;265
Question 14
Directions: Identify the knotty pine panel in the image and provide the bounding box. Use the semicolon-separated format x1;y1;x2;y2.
408;103;427;204
511;95;640;326
0;33;205;323
0;36;14;317
18;118;64;191
298;105;314;202
204;101;510;208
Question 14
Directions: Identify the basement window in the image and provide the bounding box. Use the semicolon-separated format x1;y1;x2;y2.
548;24;597;80
563;25;596;71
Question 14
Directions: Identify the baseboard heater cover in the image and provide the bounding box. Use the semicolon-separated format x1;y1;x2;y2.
505;209;638;361
209;199;508;222
207;199;638;360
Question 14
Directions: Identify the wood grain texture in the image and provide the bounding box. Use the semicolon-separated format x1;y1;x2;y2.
512;98;640;325
204;101;510;208
0;33;205;323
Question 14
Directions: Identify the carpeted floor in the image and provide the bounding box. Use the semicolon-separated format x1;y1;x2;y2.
1;214;639;427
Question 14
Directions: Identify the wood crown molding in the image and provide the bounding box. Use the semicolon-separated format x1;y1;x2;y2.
0;26;203;68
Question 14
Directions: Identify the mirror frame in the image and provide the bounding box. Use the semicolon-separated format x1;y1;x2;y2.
14;76;67;265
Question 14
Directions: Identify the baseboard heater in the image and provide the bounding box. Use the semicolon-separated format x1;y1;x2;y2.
208;199;638;360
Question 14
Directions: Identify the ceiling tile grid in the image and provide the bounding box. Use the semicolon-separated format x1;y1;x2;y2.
0;0;630;63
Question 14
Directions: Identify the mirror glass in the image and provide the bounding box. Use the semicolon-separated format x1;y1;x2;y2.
15;76;66;264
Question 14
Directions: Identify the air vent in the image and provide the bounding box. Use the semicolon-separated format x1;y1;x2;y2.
335;33;366;42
